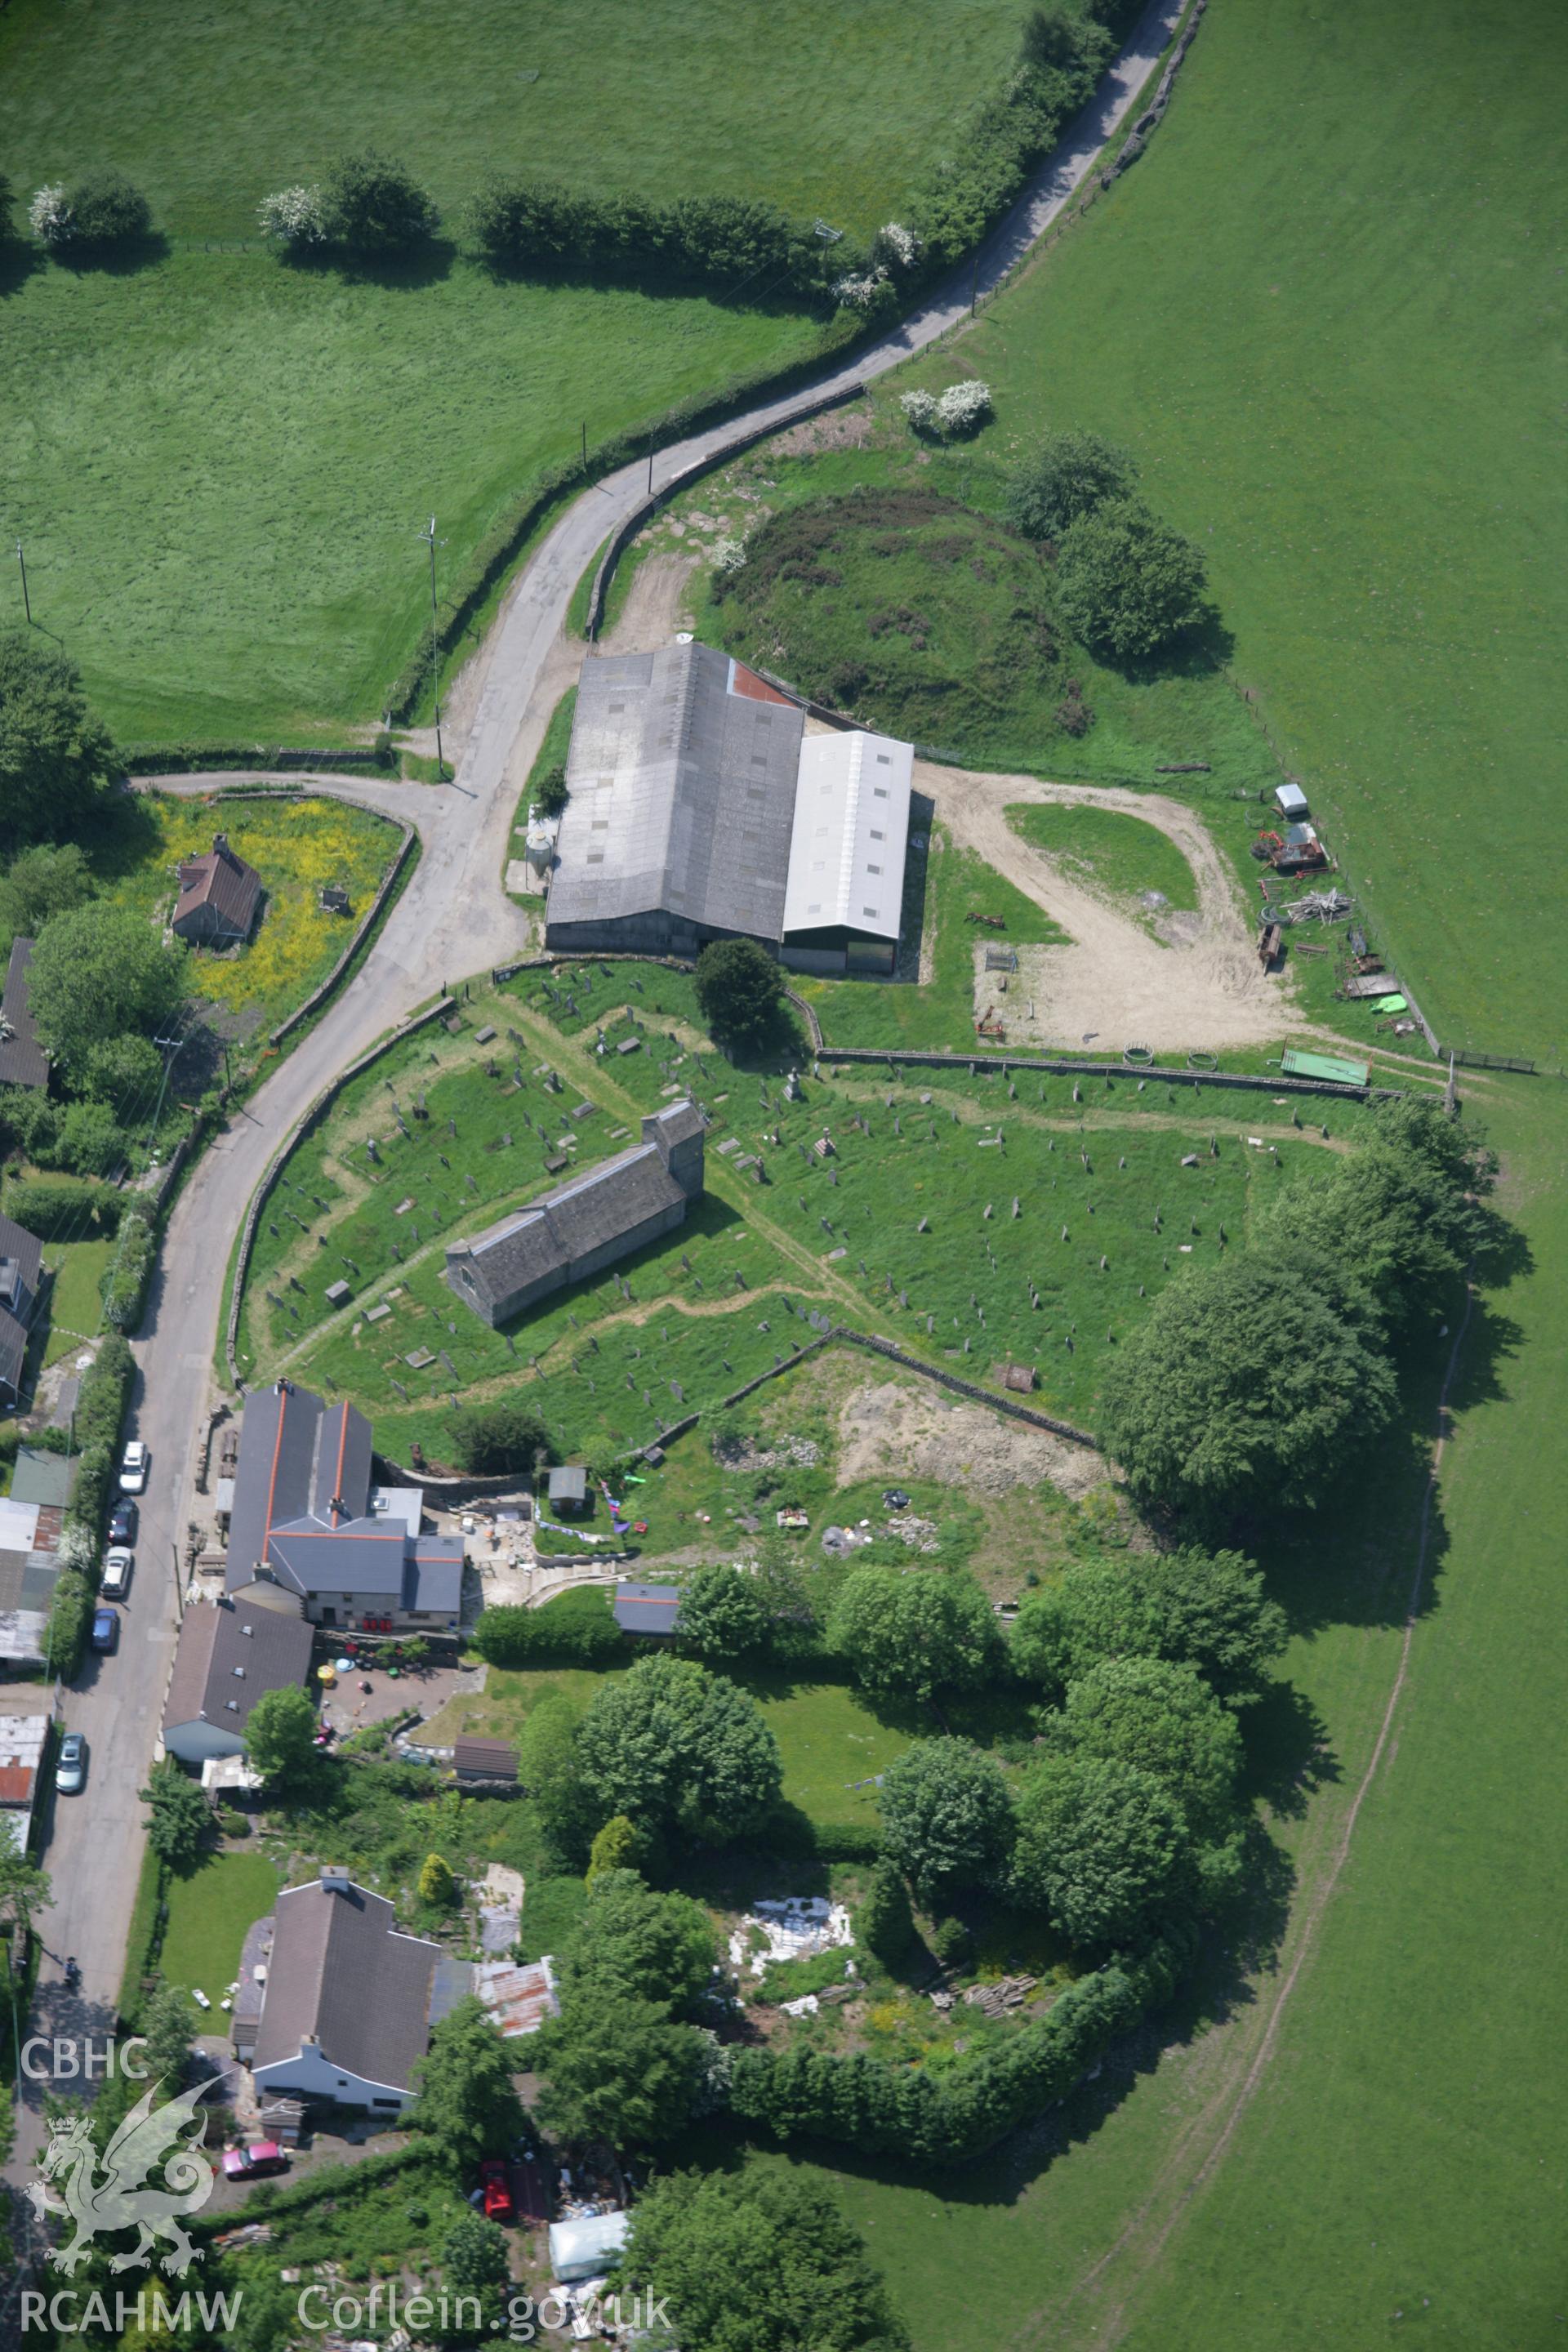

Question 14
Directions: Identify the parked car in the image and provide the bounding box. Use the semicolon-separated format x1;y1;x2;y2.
479;2158;514;2223
101;1548;134;1600
118;1441;149;1494
221;2140;289;2181
108;1500;138;1545
90;1607;119;1655
56;1732;87;1795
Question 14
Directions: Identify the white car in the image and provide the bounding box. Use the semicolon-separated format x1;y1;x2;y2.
118;1441;149;1494
101;1548;134;1600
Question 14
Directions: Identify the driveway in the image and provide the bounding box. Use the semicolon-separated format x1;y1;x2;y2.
5;0;1185;2207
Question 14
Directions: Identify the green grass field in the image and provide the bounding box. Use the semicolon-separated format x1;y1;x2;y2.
742;3;1568;2344
1006;801;1198;920
893;0;1568;1060
675;433;1284;795
0;0;1030;243
0;253;823;742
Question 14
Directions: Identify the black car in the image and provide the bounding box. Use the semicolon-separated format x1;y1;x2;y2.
108;1500;138;1546
90;1607;119;1655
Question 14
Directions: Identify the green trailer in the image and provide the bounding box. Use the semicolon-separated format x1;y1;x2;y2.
1281;1048;1370;1086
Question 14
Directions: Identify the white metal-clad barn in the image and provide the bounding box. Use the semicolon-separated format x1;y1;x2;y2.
782;729;913;975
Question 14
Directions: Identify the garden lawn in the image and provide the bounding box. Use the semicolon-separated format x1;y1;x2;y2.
158;1851;281;2005
100;793;401;1029
747;1677;921;1833
0;252;824;742
41;1237;114;1363
0;0;1031;243
1005;801;1198;919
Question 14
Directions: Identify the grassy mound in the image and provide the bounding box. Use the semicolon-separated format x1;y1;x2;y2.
713;488;1074;753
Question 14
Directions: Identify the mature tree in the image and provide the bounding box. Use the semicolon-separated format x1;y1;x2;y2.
1010;1548;1285;1707
418;1851;457;1909
1010;1751;1193;1946
534;1989;705;2148
0;631;119;853
447;1395;552;1475
409;1994;527;2177
1098;1254;1396;1524
1259;1140;1477;1327
1054;1656;1242;1840
136;1980;197;2091
586;1812;651;1882
244;1684;318;1793
877;1737;1015;1907
442;2212;511;2327
65;170;152;247
0;1822;51;1935
562;1868;716;2011
858;1858;914;1965
693;936;784;1046
323;149;439;253
0;841;96;940
827;1568;1001;1701
1134;1547;1287;1704
621;2167;909;2352
575;1655;782;1846
79;1031;163;1107
26;904;185;1080
1055;499;1208;662
678;1563;773;1662
1004;430;1137;541
55;1098;126;1177
137;1761;212;1873
519;1691;596;1861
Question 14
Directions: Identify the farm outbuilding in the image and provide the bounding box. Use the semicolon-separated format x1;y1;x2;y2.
545;640;913;973
614;1580;682;1637
1275;782;1310;820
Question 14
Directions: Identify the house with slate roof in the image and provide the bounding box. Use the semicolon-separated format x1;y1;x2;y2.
225;1380;464;1633
171;833;262;945
234;1866;470;2112
444;1098;705;1328
162;1596;315;1766
0;1215;45;1405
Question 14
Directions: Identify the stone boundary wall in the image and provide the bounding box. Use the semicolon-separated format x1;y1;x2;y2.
224;996;453;1388
819;1046;1392;1104
269;822;417;1046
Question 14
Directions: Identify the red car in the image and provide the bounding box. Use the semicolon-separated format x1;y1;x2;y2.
479;2158;514;2222
222;2140;289;2181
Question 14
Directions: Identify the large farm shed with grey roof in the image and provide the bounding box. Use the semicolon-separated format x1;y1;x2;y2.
543;641;913;973
445;1098;706;1327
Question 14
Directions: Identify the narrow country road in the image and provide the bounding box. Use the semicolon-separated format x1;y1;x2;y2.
4;0;1187;2217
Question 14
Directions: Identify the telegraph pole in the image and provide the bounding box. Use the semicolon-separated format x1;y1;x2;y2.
16;541;31;626
417;515;448;777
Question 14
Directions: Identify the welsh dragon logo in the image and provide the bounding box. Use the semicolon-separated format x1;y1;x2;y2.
28;2078;220;2276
